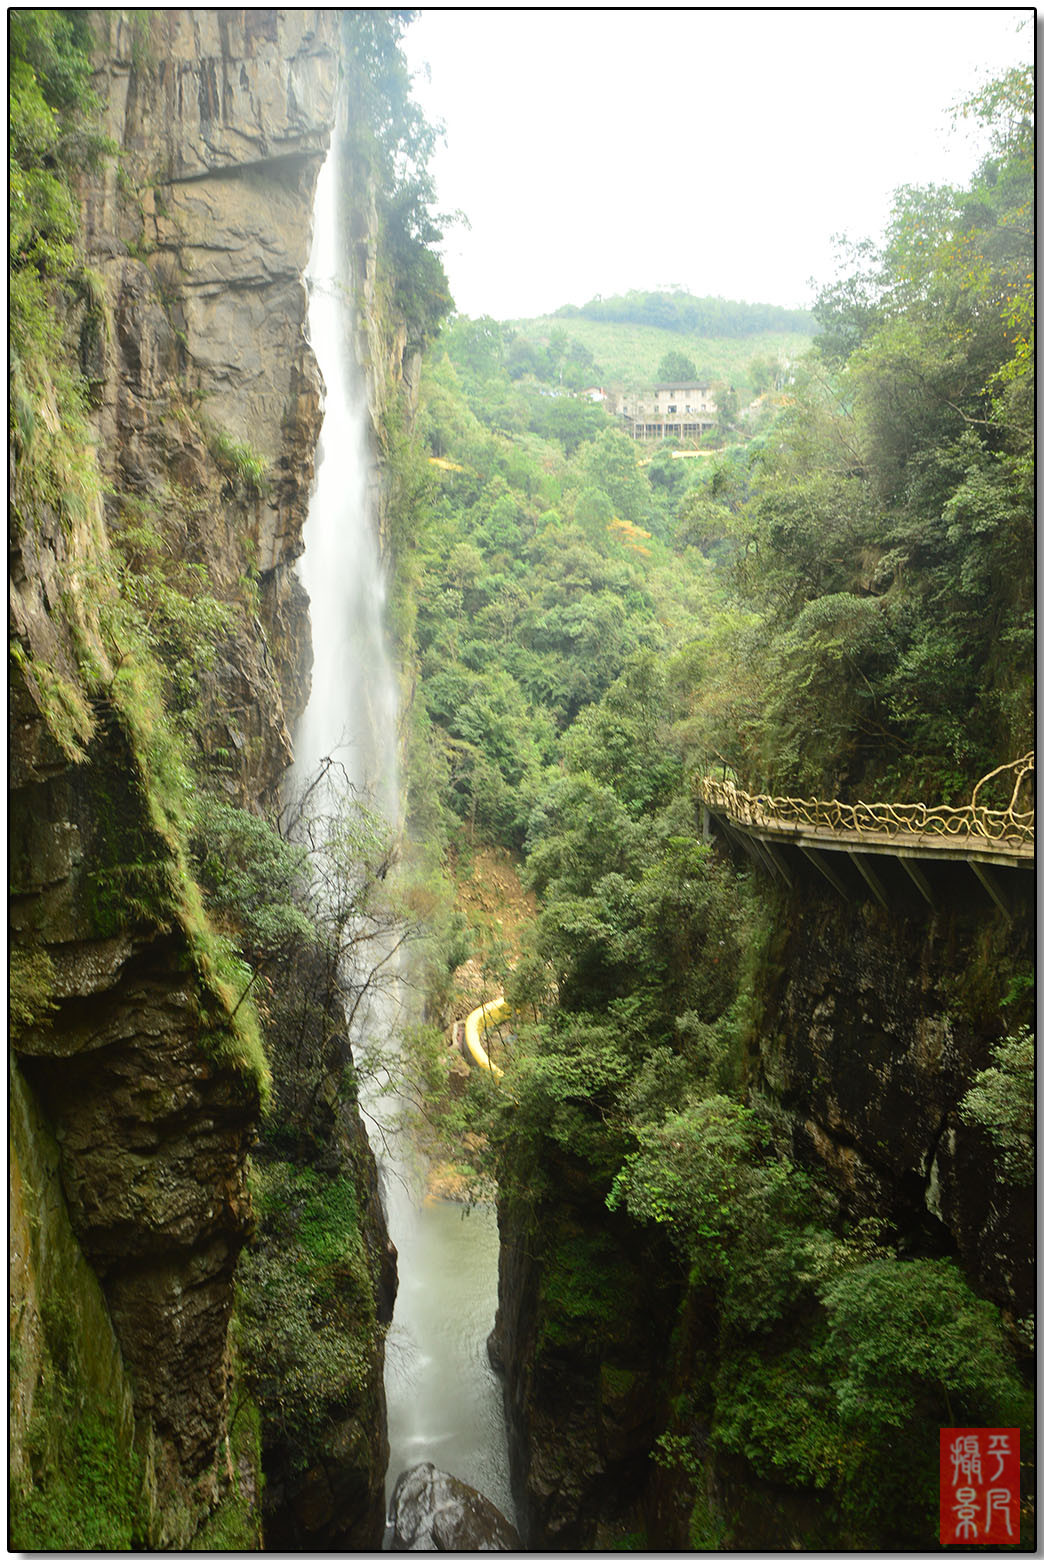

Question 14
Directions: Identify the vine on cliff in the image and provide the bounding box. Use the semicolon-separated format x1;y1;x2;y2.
10;10;112;535
343;10;455;351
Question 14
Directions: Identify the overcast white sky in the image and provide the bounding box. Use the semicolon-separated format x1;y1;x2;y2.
402;7;1033;321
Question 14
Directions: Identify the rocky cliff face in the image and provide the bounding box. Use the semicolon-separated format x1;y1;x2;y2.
84;8;340;788
8;9;401;1546
494;858;1033;1548
342;127;423;558
749;868;1034;1317
491;1164;682;1549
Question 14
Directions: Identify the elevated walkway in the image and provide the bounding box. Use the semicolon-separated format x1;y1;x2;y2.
696;755;1034;916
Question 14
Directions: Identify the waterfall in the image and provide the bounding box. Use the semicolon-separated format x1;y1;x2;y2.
290;122;398;821
289;113;515;1533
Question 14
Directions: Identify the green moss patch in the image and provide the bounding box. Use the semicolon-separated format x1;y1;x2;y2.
12;1392;147;1551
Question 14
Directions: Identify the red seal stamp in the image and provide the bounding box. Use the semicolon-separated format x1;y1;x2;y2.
940;1428;1020;1544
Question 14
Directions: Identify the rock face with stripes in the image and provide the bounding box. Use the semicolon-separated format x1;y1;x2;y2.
78;12;343;782
84;9;339;582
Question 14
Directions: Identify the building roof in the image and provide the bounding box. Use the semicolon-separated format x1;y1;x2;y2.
652;380;711;391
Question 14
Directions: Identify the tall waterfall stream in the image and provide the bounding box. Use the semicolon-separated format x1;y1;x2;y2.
289;115;515;1534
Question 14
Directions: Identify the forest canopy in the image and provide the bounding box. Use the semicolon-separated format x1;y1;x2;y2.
555;287;818;337
393;60;1034;1550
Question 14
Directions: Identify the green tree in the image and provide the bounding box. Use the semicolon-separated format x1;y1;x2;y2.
342;12;455;349
440;316;506;382
525;772;641;902
563;653;682;817
959;1027;1034;1184
673;494;735;553
815;1256;1032;1539
713;67;1034;799
525;393;609;454
747;352;788;396
572;427;653;528
710;380;740;437
609;1090;829;1333
657;349;699;382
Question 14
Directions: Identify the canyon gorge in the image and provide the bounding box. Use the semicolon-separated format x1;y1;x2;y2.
10;9;1034;1551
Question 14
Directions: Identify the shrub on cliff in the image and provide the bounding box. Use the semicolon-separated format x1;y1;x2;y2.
608;1094;831;1335
713;1256;1032;1544
959;1026;1034;1185
10;10;113;536
237;1162;378;1462
343;11;455;350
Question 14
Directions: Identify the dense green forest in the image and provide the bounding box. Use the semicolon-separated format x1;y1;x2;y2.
488;312;810;398
396;60;1033;840
8;4;1033;1549
555;288;817;337
389;58;1034;1549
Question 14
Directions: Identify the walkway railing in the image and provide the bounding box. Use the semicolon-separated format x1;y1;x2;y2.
696;753;1034;850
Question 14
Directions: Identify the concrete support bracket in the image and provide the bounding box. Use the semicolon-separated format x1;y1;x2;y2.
797;842;851;901
970;861;1013;922
851;852;890;910
899;856;937;910
761;838;794;887
720;816;767;876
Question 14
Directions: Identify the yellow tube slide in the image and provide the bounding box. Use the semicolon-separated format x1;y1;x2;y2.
463;997;510;1080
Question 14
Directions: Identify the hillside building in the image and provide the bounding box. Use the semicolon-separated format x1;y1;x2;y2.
618;380;717;443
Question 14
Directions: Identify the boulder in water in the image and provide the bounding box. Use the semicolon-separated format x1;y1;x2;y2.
389;1462;521;1551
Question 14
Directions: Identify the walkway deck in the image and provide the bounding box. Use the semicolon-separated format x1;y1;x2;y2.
696;755;1034;872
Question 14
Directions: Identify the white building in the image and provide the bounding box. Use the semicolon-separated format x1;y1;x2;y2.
617;381;717;443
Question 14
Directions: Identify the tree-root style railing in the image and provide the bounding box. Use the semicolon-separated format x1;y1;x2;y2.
696;753;1034;850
